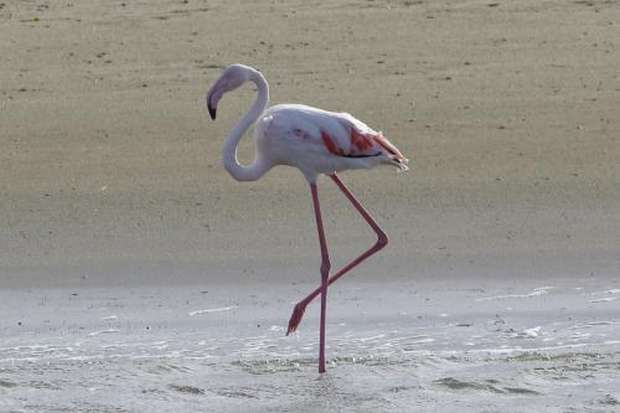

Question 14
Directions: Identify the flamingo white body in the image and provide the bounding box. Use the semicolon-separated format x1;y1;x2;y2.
207;64;408;373
255;104;408;181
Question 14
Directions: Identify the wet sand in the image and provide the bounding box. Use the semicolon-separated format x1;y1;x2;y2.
1;0;619;411
1;278;619;411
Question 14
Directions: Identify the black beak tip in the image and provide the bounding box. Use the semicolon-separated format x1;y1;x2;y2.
208;105;216;120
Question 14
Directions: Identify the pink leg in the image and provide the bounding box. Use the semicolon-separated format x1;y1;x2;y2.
310;182;330;373
287;174;388;336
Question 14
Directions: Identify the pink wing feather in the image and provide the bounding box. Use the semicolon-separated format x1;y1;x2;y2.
320;115;407;162
260;104;408;170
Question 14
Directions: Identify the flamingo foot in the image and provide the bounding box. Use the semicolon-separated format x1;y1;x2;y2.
286;301;307;335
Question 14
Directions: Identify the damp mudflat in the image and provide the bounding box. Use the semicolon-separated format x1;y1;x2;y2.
1;276;618;412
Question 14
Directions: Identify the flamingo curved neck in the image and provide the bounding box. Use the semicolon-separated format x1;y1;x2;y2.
222;70;270;182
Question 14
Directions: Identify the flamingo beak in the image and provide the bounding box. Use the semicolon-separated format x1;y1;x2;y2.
206;86;223;121
206;91;217;120
208;101;216;120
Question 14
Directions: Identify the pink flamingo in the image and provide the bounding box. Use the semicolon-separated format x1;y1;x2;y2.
207;64;408;373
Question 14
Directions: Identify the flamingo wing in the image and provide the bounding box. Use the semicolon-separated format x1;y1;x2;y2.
261;104;407;167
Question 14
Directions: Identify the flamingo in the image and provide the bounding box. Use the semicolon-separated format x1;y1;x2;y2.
206;64;408;373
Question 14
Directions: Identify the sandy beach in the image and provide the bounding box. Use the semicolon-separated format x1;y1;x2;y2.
1;0;619;411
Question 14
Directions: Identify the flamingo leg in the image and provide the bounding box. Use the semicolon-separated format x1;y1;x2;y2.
287;174;388;336
310;182;331;373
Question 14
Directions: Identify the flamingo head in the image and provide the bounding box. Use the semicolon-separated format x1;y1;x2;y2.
206;64;252;120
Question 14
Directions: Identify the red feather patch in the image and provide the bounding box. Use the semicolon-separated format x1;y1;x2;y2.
350;129;374;152
321;132;344;156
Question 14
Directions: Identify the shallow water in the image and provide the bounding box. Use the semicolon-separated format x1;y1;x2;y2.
1;279;619;412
